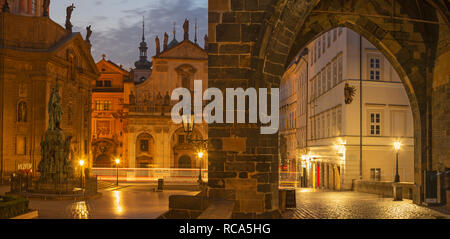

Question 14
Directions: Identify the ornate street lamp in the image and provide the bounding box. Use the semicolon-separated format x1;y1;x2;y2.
182;114;195;135
115;158;120;186
393;141;401;183
182;113;208;187
79;160;85;188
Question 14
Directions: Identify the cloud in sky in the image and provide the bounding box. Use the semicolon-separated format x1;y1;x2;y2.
50;0;207;69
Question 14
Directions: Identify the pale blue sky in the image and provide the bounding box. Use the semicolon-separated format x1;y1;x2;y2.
50;0;207;69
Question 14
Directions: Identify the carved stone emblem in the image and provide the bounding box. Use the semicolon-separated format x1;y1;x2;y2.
344;83;356;104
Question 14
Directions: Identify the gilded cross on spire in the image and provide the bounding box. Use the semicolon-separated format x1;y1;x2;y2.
194;17;198;44
173;22;176;40
142;16;145;41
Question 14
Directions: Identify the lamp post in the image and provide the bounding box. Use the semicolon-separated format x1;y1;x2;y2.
79;160;85;188
393;141;401;183
182;113;208;187
115;158;120;186
197;151;204;184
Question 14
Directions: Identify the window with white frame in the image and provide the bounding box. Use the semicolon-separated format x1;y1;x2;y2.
326;113;330;137
318;73;322;95
337;108;342;135
327;65;331;90
322;71;326;93
369;112;382;136
321;115;325;138
333;60;337;86
368;54;382;81
332;110;337;136
322;35;326;53
338;55;343;83
318;40;321;58
327;32;331;48
318;116;322;138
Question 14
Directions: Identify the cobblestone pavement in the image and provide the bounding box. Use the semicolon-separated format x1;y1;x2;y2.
284;189;449;219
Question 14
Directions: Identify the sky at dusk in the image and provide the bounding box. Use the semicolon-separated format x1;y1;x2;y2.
50;0;207;69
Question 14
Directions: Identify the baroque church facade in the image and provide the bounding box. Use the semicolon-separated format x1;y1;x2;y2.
92;20;208;170
0;1;99;180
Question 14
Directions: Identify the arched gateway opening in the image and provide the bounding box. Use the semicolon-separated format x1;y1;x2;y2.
208;0;449;217
279;27;415;194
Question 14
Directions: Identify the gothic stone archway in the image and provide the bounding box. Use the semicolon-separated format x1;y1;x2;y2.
209;0;449;217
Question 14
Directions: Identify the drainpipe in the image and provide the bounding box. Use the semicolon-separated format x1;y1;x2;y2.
359;35;363;180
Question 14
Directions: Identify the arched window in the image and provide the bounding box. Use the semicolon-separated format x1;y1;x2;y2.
175;64;197;90
178;155;191;168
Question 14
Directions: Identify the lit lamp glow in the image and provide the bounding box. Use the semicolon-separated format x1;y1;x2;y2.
197;151;204;184
79;159;85;188
197;151;204;159
115;158;120;186
394;141;401;152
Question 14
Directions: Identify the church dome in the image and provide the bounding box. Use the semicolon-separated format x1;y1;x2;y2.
167;38;179;49
134;59;152;70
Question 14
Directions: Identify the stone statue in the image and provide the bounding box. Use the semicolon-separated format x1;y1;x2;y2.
183;19;189;40
164;91;170;105
48;84;63;130
65;4;75;33
204;34;208;50
344;83;356;104
129;91;136;105
163;32;169;51
85;25;92;44
155;35;160;55
43;0;50;17
38;84;73;184
2;0;10;13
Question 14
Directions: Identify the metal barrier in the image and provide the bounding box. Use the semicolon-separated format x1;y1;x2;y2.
92;168;208;185
279;172;301;188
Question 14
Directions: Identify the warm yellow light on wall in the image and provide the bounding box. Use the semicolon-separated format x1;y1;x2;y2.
79;160;85;167
115;158;121;165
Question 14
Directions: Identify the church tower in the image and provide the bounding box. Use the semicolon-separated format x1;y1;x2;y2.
132;17;152;83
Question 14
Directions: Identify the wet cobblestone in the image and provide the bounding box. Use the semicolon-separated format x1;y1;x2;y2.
284;189;449;219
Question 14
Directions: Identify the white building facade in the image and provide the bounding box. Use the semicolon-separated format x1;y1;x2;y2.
280;27;414;190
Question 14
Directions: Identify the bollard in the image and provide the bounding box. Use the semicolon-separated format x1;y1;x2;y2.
393;183;403;201
285;189;297;208
279;189;286;212
157;178;164;192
